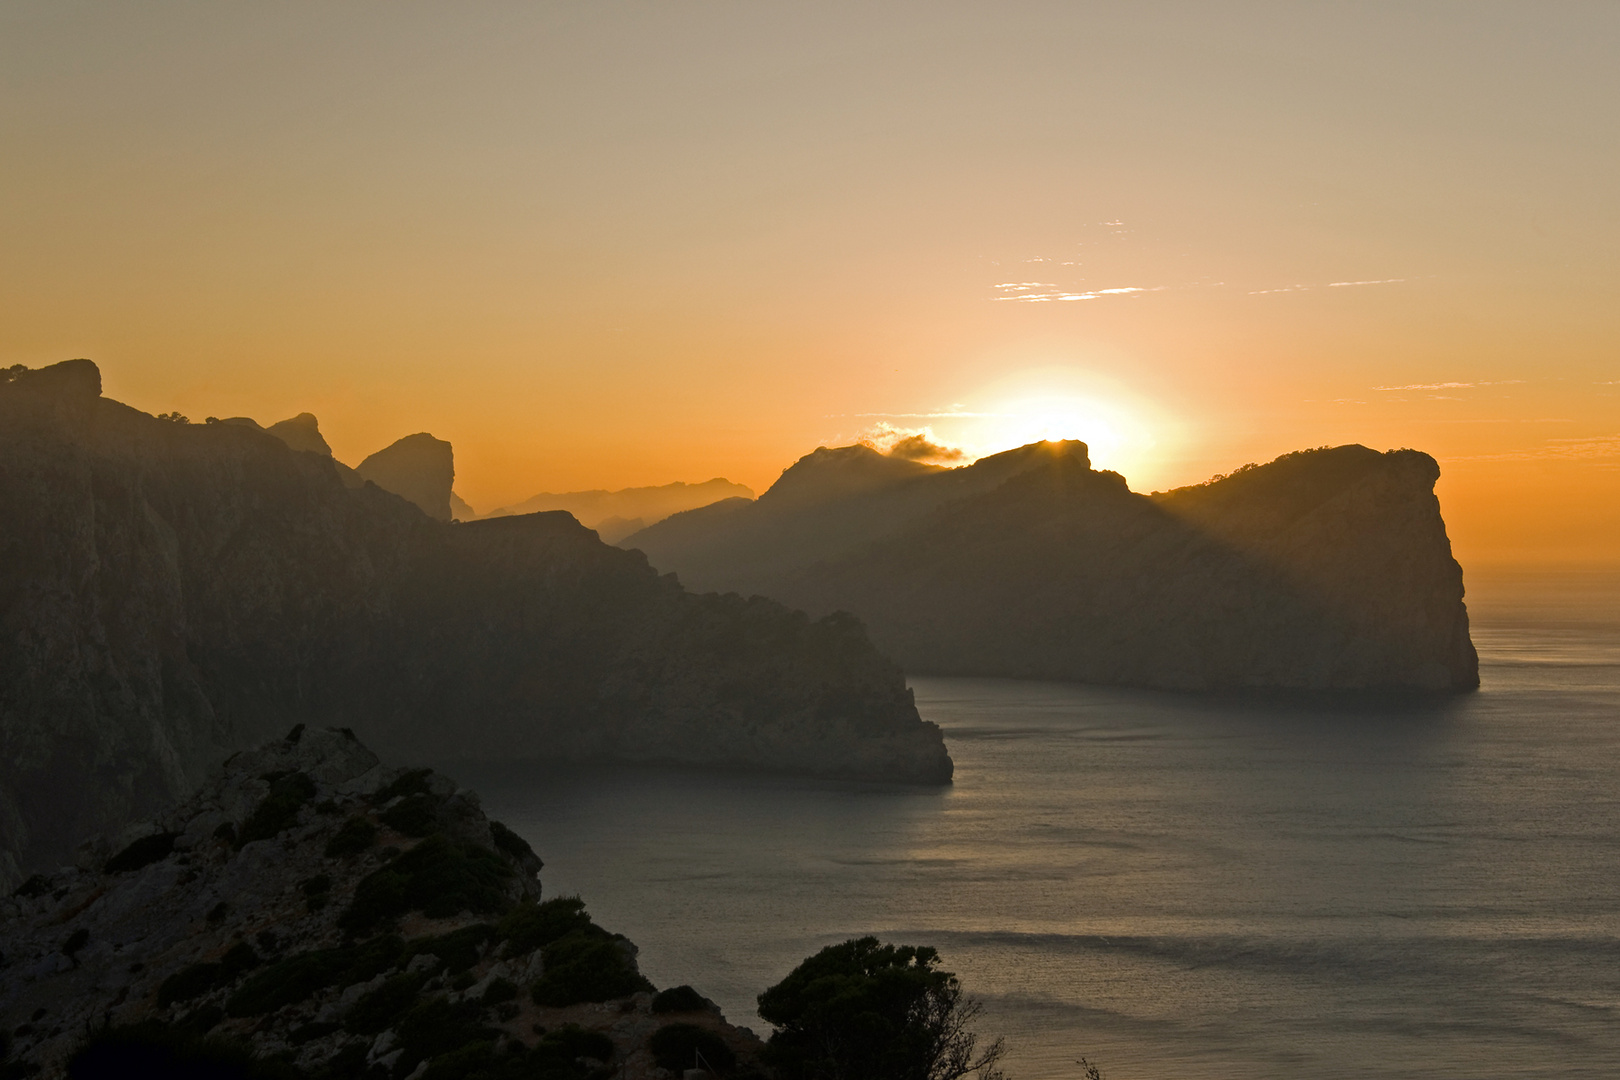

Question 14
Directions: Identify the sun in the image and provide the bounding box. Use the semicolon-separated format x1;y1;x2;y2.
938;370;1178;483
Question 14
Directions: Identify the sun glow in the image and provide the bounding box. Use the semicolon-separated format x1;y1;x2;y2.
941;369;1176;483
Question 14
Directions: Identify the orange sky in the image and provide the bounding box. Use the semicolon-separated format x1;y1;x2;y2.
3;3;1617;566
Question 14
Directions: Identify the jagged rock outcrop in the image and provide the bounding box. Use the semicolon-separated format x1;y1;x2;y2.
266;413;334;458
629;441;1478;693
356;433;456;522
0;361;951;886
0;727;764;1079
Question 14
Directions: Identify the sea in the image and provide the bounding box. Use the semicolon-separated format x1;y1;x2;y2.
461;568;1620;1080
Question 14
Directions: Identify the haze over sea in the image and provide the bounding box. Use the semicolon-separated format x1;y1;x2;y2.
466;569;1620;1079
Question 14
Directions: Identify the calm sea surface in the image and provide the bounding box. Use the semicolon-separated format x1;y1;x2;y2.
461;570;1620;1079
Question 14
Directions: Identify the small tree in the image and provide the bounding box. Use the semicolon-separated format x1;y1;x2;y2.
757;936;1006;1080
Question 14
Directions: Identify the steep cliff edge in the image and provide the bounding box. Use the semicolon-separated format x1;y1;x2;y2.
0;362;950;885
0;728;765;1079
630;439;1477;693
355;433;456;521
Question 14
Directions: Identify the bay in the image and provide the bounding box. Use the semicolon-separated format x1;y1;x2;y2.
462;569;1620;1079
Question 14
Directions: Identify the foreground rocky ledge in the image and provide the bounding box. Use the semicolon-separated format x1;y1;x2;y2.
0;727;764;1079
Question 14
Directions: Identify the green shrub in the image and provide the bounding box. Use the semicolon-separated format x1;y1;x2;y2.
65;1022;299;1080
497;896;593;958
62;928;89;957
372;769;434;803
651;985;709;1014
393;998;498;1076
757;937;1006;1080
158;943;260;1007
489;822;537;864
381;794;442;837
104;833;177;874
480;978;518;1006
225;936;402;1017
324;816;378;858
157;963;225;1008
404;924;497;975
237;773;316;846
538;1024;614;1062
343;973;426;1035
288;1020;341;1045
649;1023;735;1074
221;943;261;975
530;931;653;1007
339;836;513;934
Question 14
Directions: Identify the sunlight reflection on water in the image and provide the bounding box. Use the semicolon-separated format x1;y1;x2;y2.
461;570;1620;1080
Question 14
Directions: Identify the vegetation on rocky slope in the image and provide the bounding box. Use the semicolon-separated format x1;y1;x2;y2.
0;728;764;1080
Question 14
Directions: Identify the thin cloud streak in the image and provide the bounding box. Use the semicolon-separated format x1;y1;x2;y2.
1449;434;1620;463
993;286;1149;303
1373;380;1525;391
1251;277;1407;295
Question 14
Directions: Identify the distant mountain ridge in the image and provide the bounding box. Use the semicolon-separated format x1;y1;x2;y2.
624;440;1092;596
485;479;755;543
625;439;1479;693
0;361;950;887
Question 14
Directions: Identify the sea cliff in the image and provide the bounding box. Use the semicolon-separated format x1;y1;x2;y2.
0;361;950;885
628;440;1479;693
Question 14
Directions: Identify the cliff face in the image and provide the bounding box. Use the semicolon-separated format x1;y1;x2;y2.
630;440;1478;694
0;728;764;1079
355;433;456;522
0;362;949;883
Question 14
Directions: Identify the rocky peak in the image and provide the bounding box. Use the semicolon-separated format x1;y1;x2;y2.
267;413;334;458
3;358;101;402
759;444;944;509
356;433;456;521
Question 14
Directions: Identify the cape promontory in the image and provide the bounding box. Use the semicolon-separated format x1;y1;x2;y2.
625;439;1478;693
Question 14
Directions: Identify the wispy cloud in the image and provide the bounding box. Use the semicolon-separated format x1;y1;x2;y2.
1450;434;1620;463
993;285;1150;303
1373;380;1524;391
1251;277;1407;295
842;411;997;419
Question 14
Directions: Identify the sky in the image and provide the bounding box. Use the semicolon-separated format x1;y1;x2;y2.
2;2;1617;565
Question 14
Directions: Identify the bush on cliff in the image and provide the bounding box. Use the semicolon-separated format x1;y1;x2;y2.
339;835;512;934
497;896;593;957
530;930;653;1007
757;937;1006;1080
237;773;317;847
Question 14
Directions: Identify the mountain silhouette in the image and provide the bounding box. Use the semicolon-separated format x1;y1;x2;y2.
486;478;755;542
626;440;1478;692
356;432;456;521
0;361;949;886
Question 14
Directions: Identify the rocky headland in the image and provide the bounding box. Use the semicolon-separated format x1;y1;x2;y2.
626;440;1478;693
0;726;763;1079
0;361;950;887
